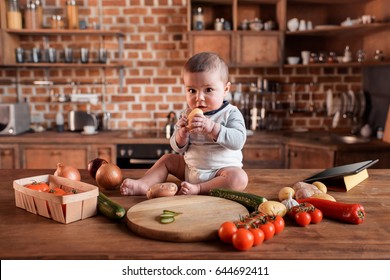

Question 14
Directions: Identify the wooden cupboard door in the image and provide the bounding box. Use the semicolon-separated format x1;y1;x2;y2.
23;145;89;169
287;146;334;169
189;33;234;64
0;145;19;169
90;144;116;164
243;144;284;169
236;33;282;66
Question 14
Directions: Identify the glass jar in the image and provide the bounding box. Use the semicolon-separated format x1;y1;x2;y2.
66;0;79;29
6;0;22;29
24;1;37;29
192;7;204;30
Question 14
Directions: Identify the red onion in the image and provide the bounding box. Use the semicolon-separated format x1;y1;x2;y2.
87;158;108;179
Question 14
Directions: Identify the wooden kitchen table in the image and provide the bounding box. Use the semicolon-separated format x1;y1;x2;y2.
0;169;389;260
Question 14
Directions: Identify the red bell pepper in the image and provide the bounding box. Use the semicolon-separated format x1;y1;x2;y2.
297;197;365;224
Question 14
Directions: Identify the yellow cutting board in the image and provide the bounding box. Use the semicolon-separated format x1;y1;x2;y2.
126;195;249;242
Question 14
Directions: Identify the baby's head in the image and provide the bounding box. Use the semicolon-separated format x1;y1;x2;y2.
183;52;229;84
182;52;230;112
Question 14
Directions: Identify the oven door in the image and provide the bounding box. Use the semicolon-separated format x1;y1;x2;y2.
116;144;173;169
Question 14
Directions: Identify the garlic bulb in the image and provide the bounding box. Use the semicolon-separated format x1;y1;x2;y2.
281;192;299;210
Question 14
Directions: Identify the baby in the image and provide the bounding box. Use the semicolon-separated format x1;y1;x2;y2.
120;52;248;196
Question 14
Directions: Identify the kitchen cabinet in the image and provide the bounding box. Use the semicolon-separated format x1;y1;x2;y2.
90;144;116;164
243;143;285;168
0;144;19;169
286;145;335;169
20;143;116;169
188;0;285;66
188;0;390;67
21;144;90;169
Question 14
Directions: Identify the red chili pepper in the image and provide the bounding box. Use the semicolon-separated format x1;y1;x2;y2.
297;198;365;224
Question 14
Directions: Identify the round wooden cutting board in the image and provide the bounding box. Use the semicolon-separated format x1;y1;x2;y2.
126;195;249;242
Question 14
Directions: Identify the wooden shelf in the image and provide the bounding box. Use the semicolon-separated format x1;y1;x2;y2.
283;61;390;68
5;29;125;37
1;62;125;69
286;23;390;36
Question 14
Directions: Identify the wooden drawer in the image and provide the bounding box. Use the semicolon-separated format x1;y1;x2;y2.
22;145;90;169
287;145;334;169
243;144;284;169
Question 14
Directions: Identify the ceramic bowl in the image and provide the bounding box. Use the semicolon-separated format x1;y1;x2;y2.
287;56;300;65
287;18;299;32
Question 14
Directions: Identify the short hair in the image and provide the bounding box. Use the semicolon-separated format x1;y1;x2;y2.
183;52;229;83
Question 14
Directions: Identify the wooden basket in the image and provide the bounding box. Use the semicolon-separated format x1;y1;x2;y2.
13;175;99;224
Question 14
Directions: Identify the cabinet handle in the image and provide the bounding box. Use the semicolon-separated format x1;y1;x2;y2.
50;151;62;156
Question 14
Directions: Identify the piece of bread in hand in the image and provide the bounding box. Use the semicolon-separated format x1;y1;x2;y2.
188;108;203;121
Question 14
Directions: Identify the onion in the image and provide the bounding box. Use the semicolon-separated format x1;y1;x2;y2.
87;158;108;179
95;163;123;190
54;163;81;181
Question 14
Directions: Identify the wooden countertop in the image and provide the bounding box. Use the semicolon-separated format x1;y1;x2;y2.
1;169;389;260
1;129;389;152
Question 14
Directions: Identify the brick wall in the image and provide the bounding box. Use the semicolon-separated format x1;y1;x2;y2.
0;0;363;132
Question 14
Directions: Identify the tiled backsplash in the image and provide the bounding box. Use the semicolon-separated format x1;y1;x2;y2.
0;0;364;133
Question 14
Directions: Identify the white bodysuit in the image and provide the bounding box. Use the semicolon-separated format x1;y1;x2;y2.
170;102;247;184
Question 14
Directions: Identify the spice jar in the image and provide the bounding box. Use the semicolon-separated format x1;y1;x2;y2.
24;1;37;29
6;0;22;29
66;0;79;29
51;15;65;29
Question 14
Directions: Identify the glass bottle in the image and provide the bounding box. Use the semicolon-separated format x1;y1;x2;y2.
24;1;37;29
192;7;205;30
6;0;22;29
66;0;79;29
165;111;177;139
34;1;43;29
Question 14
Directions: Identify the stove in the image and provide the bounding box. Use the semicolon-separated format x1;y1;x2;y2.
116;130;174;169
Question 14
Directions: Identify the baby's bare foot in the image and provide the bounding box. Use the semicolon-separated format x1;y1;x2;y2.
178;181;201;195
120;178;149;196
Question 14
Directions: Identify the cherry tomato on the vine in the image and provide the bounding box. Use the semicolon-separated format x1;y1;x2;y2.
249;228;264;246
309;208;323;224
267;215;285;234
232;228;254;251
259;221;275;240
218;221;237;244
295;212;311;227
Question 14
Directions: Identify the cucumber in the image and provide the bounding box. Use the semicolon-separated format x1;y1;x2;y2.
97;192;126;220
209;188;267;212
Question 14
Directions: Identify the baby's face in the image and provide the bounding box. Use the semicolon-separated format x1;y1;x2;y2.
183;70;230;113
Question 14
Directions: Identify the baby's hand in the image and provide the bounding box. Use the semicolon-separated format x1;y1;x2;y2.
188;115;216;135
175;114;189;141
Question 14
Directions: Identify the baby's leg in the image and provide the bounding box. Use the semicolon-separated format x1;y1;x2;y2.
120;153;186;196
179;167;248;195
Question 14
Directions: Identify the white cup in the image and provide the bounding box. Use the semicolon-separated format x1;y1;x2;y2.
83;125;96;134
301;50;310;65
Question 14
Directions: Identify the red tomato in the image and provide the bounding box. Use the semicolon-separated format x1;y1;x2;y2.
25;181;50;192
268;215;285;234
295;212;311;227
49;187;68;196
259;222;275;241
218;221;237;244
232;228;254;251
309;208;323;224
249;228;264;246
